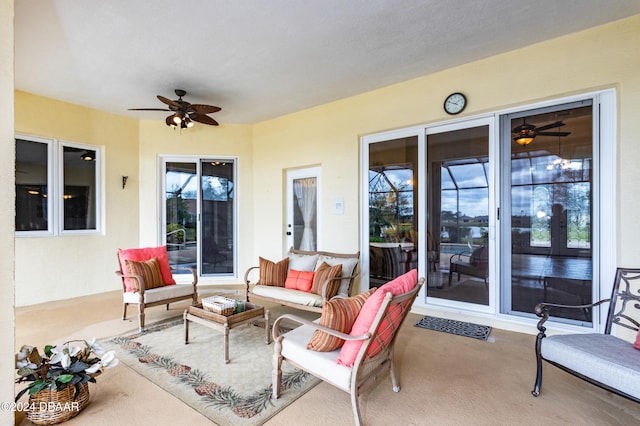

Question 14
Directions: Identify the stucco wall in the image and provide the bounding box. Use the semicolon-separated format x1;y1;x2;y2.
252;14;640;278
137;120;254;284
14;92;140;306
1;0;15;423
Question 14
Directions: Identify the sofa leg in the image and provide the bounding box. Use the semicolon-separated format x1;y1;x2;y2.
122;303;128;320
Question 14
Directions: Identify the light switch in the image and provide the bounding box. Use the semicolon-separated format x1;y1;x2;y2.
334;197;344;215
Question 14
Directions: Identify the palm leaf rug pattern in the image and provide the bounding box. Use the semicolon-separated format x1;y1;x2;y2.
106;319;317;423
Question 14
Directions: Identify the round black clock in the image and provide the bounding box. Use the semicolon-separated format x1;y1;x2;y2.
444;92;467;115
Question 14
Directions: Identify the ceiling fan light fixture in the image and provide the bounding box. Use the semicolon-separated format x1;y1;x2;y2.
184;117;194;128
80;151;95;161
172;113;183;125
514;135;535;145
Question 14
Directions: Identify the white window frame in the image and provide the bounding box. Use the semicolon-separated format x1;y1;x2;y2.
15;134;103;237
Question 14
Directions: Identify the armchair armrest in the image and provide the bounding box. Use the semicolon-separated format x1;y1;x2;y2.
533;298;610;332
171;266;198;287
272;313;371;343
320;274;358;300
115;270;148;293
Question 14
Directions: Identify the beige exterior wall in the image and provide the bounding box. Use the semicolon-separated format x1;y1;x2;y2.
11;15;640;327
253;14;640;282
14;92;140;305
137;120;254;284
1;0;15;423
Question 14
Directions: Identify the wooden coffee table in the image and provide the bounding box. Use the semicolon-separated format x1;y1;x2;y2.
184;302;270;364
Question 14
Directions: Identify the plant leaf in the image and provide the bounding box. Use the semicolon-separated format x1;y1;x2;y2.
28;380;47;395
69;361;89;373
57;374;74;384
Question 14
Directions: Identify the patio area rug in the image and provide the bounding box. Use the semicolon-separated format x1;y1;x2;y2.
414;316;492;341
101;317;320;425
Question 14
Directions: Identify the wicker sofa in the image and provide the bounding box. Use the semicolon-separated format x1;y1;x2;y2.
244;247;360;313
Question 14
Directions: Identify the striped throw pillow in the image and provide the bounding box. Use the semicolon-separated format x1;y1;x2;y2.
306;288;376;352
125;257;165;291
311;262;343;297
259;257;289;287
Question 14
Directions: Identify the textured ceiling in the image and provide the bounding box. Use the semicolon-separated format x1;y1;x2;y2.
14;0;640;124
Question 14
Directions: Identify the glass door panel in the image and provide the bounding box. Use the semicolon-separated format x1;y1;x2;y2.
201;160;234;274
165;162;198;272
507;103;593;323
286;167;320;251
427;125;490;306
368;136;418;287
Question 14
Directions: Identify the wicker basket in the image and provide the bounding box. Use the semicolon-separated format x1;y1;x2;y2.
26;382;90;425
202;296;236;316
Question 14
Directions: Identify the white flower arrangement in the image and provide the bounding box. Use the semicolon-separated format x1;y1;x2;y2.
15;338;119;401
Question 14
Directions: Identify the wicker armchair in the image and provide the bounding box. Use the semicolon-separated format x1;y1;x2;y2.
272;274;424;425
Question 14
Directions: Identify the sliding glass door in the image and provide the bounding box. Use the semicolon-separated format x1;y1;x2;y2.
503;101;593;323
163;158;236;277
425;122;492;308
368;135;419;287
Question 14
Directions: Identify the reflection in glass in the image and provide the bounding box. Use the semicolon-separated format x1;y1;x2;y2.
427;126;490;306
509;104;593;323
368;137;418;286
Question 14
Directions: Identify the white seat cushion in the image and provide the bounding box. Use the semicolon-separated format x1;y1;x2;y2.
280;322;352;391
123;283;195;304
252;285;323;307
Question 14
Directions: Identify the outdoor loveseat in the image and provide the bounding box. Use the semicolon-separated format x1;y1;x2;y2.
532;267;640;402
244;247;360;313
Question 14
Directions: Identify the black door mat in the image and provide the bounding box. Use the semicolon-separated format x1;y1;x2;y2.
415;316;492;341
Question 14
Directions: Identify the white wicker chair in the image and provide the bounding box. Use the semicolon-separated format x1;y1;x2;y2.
272;277;424;425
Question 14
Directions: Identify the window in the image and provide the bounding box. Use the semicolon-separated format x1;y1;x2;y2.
15;135;101;235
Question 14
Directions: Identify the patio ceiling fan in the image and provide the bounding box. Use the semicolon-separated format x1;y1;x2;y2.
129;89;221;129
512;119;570;145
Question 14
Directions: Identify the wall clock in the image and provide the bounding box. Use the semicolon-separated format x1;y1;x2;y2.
443;92;467;115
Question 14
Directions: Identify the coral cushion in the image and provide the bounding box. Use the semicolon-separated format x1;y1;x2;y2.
259;257;289;287
125;257;165;290
311;262;343;297
118;246;176;292
337;269;417;366
307;288;376;352
634;329;640;351
285;269;315;292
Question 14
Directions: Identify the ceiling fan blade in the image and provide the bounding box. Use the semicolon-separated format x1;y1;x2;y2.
535;121;565;132
128;108;171;111
536;131;571;137
190;113;219;126
190;104;221;114
157;95;181;108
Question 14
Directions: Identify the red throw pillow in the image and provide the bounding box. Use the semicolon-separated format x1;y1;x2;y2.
634;329;640;351
118;246;176;292
337;269;417;367
284;269;315;292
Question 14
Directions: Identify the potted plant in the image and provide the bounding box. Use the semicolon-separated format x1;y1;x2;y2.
15;338;118;424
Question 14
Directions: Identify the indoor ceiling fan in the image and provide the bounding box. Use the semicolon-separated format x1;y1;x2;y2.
512;119;570;145
129;89;221;129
